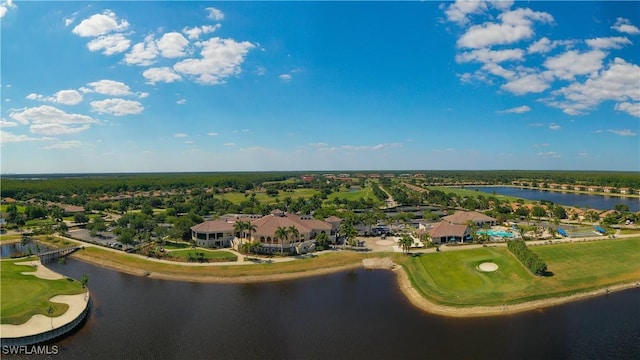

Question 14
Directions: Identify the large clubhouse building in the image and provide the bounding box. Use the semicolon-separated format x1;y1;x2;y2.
420;211;498;244
190;210;338;254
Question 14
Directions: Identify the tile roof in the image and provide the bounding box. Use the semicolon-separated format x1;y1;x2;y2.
428;222;468;238
441;211;496;225
190;220;235;233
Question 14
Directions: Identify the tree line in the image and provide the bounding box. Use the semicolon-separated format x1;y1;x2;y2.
507;240;548;276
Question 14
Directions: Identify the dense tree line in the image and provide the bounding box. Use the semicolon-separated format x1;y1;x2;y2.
507;240;548;276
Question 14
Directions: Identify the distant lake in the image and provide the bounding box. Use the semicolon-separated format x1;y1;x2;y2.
12;258;639;360
466;186;640;211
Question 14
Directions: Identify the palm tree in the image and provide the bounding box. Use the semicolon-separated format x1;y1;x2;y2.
315;231;330;250
398;233;413;254
275;226;289;255
246;222;257;253
233;220;249;252
47;305;54;329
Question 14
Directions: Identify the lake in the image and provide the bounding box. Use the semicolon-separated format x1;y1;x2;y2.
467;186;640;211
8;258;639;359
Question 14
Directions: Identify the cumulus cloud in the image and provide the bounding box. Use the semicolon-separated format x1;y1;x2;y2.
543;50;607;81
86;80;132;96
614;102;640;117
547;58;640;116
0;119;19;127
527;37;569;54
90;98;144;116
0;0;17;18
9;105;98;135
498;105;531;114
55;90;83;105
0;130;52;144
142;67;182;84
87;33;131;55
457;8;553;49
585;36;632;50
174;133;188;138
279;74;292;82
549;123;561;130
125;35;159;66
456;48;524;64
157;32;190;58
611;18;640;35
173;37;255;85
501;72;550;95
176;99;186;105
72;10;129;37
206;7;224;21
183;24;221;40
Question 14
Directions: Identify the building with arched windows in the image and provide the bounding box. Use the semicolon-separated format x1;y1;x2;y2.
190;211;338;253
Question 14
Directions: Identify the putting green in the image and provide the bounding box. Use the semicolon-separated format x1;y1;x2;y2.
1;258;85;325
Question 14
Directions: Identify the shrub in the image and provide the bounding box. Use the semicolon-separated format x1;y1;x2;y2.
507;240;547;276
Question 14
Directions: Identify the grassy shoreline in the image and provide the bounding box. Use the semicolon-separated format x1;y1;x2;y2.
33;235;640;317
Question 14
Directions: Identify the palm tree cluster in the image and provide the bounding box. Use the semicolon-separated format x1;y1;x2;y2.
398;233;414;254
233;220;257;254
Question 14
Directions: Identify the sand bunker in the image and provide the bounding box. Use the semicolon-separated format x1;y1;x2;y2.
478;262;499;272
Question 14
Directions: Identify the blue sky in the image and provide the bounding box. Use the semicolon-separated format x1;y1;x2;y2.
1;1;639;173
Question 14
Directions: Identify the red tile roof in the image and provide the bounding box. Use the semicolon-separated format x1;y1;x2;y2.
428;222;468;238
441;211;496;225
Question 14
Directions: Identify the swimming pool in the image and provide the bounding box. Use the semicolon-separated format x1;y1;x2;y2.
476;230;515;238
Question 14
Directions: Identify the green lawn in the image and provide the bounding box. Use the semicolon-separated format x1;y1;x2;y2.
1;258;86;325
168;248;238;262
326;186;382;204
402;238;640;307
219;188;320;205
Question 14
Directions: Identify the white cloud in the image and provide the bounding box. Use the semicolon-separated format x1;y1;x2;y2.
86;79;132;96
611;18;640;35
549;123;561;130
206;7;224;21
174;133;188;138
143;67;182;84
44;140;83;150
548;58;640;116
10;105;98;127
64;17;75;26
456;48;524;64
176;99;186;105
138;92;149;99
55;90;83;105
527;37;568;54
543;49;606;81
537;151;560;158
444;0;488;26
0;0;17;18
501;73;550;95
498;105;531;114
72;10;129;37
157;32;190;58
173;37;255;85
339;143;402;151
585;36;632;50
207;132;218;136
614;102;640;117
90;99;144;116
457;8;553;49
0;130;52;144
607;129;637;136
87;33;131;55
223;142;235;146
1;119;19;127
125;35;159;66
31;123;90;135
183;25;221;40
279;74;292;82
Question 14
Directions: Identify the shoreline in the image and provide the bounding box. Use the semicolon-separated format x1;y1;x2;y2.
69;251;640;317
393;263;640;317
457;184;640;199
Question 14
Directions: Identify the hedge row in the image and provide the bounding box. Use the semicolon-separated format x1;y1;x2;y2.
507;240;547;276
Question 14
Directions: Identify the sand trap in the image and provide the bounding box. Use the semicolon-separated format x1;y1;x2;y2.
478;262;499;272
375;240;395;246
16;260;65;280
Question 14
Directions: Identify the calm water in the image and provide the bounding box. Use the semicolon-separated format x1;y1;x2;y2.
468;186;640;211
1;242;52;258
10;258;639;360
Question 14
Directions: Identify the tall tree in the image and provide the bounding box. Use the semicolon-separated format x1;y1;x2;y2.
274;226;289;254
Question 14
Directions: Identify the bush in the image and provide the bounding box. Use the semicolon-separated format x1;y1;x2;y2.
507;240;547;276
